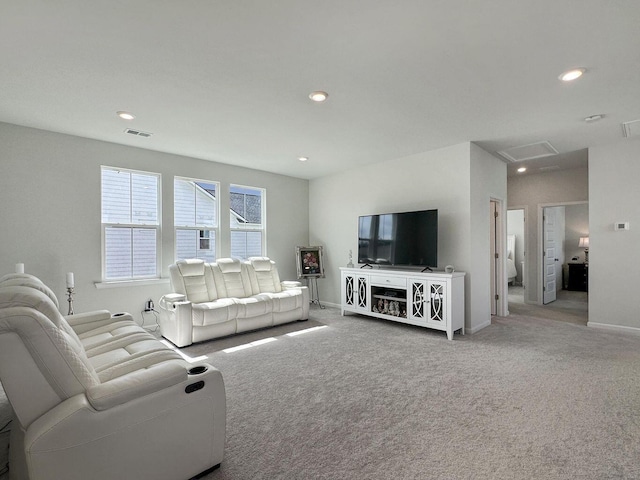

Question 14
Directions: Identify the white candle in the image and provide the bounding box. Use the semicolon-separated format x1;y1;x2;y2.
66;272;74;288
15;263;24;274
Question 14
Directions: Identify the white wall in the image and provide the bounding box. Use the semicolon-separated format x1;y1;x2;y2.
507;166;588;303
0;122;309;321
588;138;640;331
469;143;508;326
309;141;506;333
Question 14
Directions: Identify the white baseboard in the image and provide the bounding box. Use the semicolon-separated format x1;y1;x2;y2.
317;301;340;309
467;319;491;335
587;322;640;335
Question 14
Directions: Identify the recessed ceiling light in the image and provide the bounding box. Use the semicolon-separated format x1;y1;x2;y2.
309;91;328;102
517;167;527;173
298;156;309;162
559;68;586;82
117;111;135;120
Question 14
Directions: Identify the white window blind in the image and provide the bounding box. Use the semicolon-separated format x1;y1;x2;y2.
174;177;218;262
230;184;265;260
101;167;160;280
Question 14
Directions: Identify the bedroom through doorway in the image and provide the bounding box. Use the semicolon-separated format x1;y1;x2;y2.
507;208;525;305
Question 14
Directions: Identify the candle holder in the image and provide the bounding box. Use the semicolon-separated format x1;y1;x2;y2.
66;287;75;315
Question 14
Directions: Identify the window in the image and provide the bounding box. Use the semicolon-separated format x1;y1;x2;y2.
230;184;265;260
101;167;160;280
175;177;219;262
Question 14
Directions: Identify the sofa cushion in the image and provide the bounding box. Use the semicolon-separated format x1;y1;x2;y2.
234;295;272;318
173;259;211;303
0;286;87;365
0;274;60;309
176;258;206;277
192;298;238;326
77;322;152;350
217;258;242;273
247;257;282;293
215;259;252;298
262;289;303;312
249;257;273;272
88;339;183;382
253;271;279;293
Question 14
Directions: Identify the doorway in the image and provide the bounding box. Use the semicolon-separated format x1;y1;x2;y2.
507;208;525;306
534;202;589;324
507;202;588;324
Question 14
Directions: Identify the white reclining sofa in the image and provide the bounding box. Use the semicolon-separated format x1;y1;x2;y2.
0;273;226;480
159;257;309;347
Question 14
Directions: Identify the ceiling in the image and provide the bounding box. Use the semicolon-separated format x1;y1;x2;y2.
1;1;639;180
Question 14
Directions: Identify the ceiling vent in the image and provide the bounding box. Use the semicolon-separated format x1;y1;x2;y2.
622;119;640;138
538;165;561;172
124;128;153;138
497;141;558;162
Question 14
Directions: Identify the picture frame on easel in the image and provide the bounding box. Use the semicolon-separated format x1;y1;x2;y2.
296;246;325;278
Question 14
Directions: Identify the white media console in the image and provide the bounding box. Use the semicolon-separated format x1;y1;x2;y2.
340;267;465;340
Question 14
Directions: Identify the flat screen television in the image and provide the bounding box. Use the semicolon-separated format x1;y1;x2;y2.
358;209;438;268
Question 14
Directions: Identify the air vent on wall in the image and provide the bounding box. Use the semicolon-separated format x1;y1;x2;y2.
497;141;559;162
124;128;153;138
622;119;640;138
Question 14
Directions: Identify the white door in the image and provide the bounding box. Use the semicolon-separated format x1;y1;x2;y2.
543;207;558;304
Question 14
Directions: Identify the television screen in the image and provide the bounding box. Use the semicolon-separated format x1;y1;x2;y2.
358;209;437;267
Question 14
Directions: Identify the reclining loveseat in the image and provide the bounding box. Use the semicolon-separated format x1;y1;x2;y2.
159;257;309;347
0;273;226;480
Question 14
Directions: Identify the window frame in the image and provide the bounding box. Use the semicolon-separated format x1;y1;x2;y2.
174;176;220;263
100;166;162;282
229;183;266;260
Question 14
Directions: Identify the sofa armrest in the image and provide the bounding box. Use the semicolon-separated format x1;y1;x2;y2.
86;361;188;411
64;309;112;325
65;310;135;334
158;297;194;347
281;280;303;289
159;293;187;310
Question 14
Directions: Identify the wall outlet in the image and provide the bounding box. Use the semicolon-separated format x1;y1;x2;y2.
144;299;154;312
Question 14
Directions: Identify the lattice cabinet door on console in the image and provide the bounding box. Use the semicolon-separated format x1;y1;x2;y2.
356;275;369;312
340;268;465;341
430;282;445;323
341;272;370;314
410;280;426;320
344;274;355;307
428;282;447;323
409;279;446;326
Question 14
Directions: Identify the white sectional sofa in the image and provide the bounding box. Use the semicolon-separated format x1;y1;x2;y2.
159;257;309;347
0;273;226;480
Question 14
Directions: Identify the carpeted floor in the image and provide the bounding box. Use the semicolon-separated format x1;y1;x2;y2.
508;286;588;326
181;303;640;480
